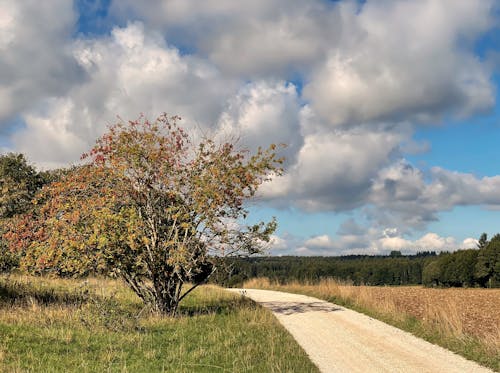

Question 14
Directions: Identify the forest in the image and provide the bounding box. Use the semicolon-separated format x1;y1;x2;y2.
216;235;500;288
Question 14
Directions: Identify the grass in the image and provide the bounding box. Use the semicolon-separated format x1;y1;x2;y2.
244;277;500;372
0;274;318;372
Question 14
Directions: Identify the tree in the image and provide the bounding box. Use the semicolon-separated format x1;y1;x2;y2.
434;250;478;287
0;153;46;272
422;260;441;287
9;114;283;315
475;234;500;288
0;153;43;219
477;232;488;250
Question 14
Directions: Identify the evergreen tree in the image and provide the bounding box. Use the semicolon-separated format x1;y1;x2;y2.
477;232;488;250
475;234;500;287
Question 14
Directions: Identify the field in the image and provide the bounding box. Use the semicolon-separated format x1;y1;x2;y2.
0;274;318;372
244;278;500;372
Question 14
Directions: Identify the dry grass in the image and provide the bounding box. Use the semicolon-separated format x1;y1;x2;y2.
244;277;500;370
0;274;319;372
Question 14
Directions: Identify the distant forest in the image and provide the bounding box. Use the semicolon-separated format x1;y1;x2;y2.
216;233;500;288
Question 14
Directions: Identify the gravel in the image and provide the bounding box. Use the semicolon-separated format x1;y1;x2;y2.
228;288;493;373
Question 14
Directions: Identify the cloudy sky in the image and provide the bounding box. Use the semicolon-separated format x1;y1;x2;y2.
1;0;499;255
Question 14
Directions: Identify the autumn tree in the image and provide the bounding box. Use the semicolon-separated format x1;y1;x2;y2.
9;114;282;314
0;153;49;272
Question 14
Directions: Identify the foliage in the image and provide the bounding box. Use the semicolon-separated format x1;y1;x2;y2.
420;234;500;288
421;260;441;286
0;153;43;219
0;153;54;273
217;254;433;287
477;232;488;250
437;249;478;287
8;115;282;314
475;234;500;288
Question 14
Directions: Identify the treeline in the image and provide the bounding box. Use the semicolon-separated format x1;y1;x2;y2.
422;234;500;288
216;236;499;288
216;252;435;287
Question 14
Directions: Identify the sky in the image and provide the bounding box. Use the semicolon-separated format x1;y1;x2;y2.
1;0;499;256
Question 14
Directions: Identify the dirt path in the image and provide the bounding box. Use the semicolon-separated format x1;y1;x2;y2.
228;288;493;373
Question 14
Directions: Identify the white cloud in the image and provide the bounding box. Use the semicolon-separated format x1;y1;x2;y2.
304;234;334;249
217;81;303;166
296;230;478;256
12;22;240;167
369;161;500;230
462;237;479;249
303;0;495;126
260;124;407;211
378;233;477;252
0;1;83;124
110;0;334;77
12;98;89;169
269;235;287;250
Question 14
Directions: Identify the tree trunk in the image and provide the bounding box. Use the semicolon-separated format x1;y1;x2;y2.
153;275;183;316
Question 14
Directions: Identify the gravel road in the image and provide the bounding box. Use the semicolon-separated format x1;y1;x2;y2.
228;288;493;373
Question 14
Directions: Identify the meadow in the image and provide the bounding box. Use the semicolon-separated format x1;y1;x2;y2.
0;274;318;372
244;277;500;372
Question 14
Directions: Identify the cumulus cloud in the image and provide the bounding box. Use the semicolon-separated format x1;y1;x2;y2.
378;233;477;253
12;22;240;167
260;124;407;211
110;0;335;77
0;1;84;125
268;235;287;251
302;226;379;256
303;0;495;126
12;22;306;169
283;230;478;256
216;80;303;165
369;161;500;230
12;98;90;169
72;22;239;129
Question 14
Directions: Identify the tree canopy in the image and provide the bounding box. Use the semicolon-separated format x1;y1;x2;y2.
0;153;42;219
475;234;500;287
6;114;283;314
0;153;52;272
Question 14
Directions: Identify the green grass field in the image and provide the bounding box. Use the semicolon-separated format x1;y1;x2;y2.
0;275;318;372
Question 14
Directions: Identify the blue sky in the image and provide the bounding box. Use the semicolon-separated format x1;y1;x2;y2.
1;0;499;255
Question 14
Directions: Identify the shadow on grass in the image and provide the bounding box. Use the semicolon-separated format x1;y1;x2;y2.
0;277;257;323
0;279;90;307
178;296;256;317
260;300;342;315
